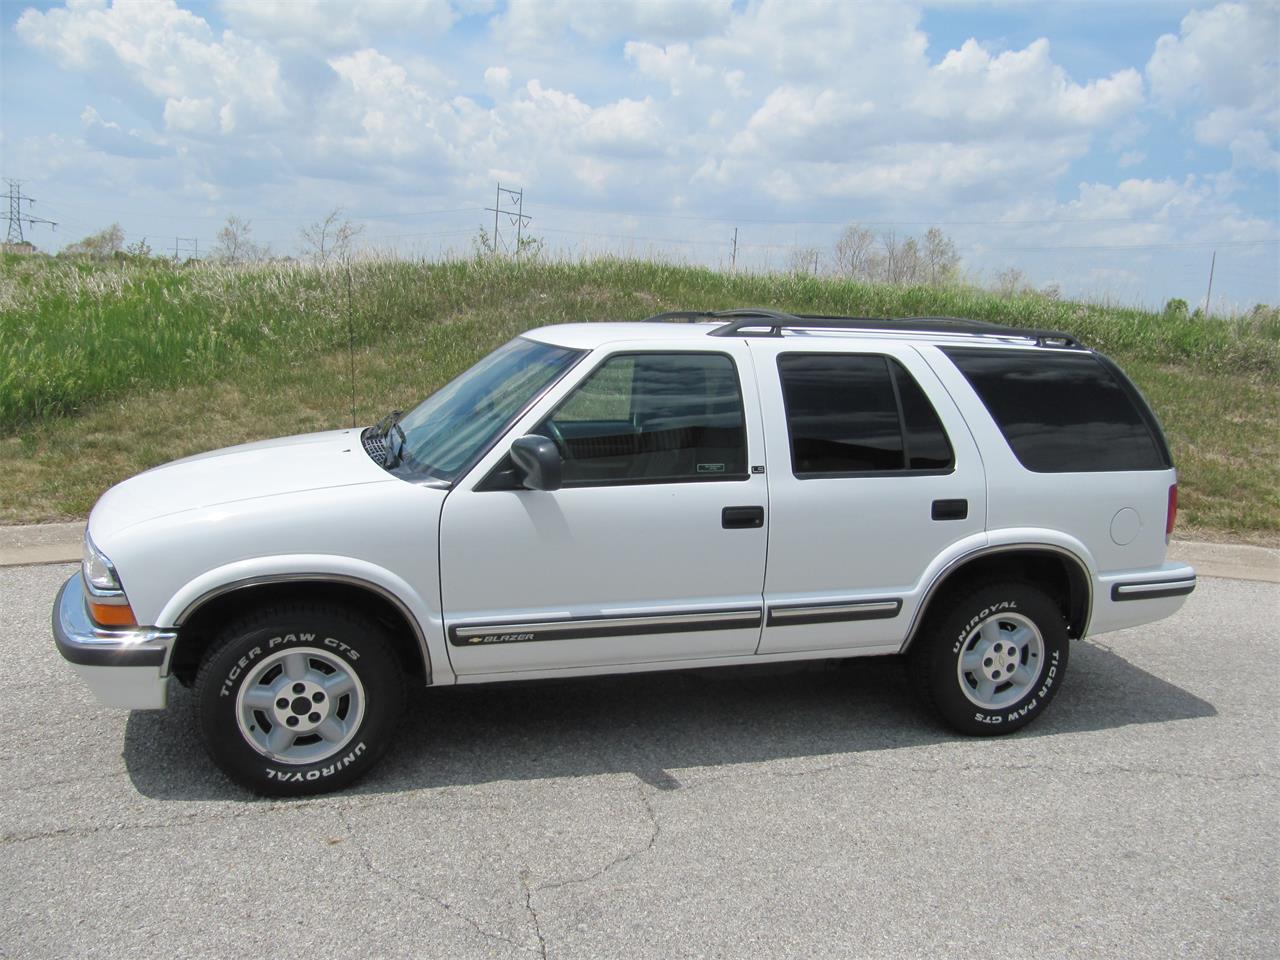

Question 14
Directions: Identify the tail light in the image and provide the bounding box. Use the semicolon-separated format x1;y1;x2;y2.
1166;483;1178;542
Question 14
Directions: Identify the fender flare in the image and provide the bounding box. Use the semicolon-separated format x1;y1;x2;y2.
900;537;1095;652
160;555;450;685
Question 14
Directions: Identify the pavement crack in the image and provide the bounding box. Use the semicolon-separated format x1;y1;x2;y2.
537;779;661;893
519;869;549;960
336;808;527;953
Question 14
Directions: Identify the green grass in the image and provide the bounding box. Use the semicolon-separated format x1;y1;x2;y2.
2;253;1277;543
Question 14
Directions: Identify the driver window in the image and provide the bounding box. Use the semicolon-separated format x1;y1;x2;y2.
536;352;748;485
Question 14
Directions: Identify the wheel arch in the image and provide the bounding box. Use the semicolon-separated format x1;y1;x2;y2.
902;544;1093;652
169;574;432;686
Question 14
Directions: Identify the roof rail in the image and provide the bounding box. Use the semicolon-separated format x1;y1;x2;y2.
707;313;1084;348
643;308;801;324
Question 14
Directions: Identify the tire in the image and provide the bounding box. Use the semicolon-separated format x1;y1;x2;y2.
909;581;1069;736
194;602;406;796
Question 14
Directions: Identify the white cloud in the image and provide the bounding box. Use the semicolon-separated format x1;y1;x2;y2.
578;97;665;158
484;66;512;94
17;0;288;133
80;105;169;159
218;0;459;47
163;96;218;134
624;42;714;97
917;39;1143;133
493;0;733;49
1146;2;1279;170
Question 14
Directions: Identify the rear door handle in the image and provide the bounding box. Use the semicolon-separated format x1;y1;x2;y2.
722;505;765;529
931;499;968;521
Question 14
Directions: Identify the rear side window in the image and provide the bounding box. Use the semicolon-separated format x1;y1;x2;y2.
943;348;1170;472
777;353;954;476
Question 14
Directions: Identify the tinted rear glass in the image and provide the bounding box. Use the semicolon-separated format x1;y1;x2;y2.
777;354;954;475
943;348;1169;472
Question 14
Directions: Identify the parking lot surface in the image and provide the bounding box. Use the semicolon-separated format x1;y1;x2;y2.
1;563;1276;959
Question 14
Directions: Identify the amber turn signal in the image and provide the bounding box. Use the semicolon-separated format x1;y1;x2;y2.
88;600;137;628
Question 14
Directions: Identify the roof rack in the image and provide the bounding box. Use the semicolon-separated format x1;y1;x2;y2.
643;308;800;324
706;314;1083;348
640;308;1084;348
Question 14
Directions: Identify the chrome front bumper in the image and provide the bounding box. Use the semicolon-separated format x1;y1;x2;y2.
52;574;177;709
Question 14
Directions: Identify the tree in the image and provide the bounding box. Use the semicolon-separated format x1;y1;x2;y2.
1163;298;1189;318
832;224;874;279
212;215;266;262
788;246;823;276
831;223;961;286
65;223;125;259
995;267;1030;296
299;207;364;262
922;227;960;286
126;236;152;259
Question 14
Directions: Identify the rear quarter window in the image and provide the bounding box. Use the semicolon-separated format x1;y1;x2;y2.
942;348;1171;473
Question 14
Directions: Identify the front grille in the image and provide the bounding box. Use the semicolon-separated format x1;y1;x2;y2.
361;428;387;465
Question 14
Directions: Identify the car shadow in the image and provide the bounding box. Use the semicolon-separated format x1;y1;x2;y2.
123;639;1217;802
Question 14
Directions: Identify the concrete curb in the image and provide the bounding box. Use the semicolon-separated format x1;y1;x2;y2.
1;520;1276;583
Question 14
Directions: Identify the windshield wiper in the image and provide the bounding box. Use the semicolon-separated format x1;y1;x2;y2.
370;409;405;468
384;419;407;468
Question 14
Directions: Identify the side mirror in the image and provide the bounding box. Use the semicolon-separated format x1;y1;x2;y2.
510;435;563;491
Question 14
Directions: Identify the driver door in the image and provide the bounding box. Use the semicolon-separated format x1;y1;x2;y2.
439;344;769;677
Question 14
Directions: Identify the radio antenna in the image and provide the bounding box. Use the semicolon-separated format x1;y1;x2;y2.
345;261;357;428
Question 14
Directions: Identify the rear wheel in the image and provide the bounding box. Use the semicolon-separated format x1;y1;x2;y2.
193;603;405;796
910;582;1069;735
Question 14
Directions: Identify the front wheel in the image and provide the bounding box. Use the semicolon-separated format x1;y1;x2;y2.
194;603;405;796
909;582;1069;736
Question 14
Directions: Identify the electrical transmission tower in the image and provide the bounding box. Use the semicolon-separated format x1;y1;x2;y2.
174;237;198;261
4;179;58;245
484;183;531;257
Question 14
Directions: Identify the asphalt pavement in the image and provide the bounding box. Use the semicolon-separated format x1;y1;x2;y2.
1;563;1275;959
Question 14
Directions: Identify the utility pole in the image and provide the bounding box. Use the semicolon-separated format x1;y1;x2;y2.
731;227;738;272
1202;250;1216;316
174;237;198;261
484;183;531;257
3;179;57;245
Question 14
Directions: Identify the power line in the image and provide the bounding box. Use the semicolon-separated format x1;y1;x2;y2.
530;199;1229;228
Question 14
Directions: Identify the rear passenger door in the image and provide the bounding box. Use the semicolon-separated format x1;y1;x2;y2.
752;341;986;655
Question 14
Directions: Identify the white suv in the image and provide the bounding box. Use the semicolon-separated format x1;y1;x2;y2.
54;309;1197;794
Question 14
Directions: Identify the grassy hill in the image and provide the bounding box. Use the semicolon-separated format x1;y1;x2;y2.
2;253;1276;543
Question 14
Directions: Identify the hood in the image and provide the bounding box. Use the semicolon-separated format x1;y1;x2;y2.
90;429;395;540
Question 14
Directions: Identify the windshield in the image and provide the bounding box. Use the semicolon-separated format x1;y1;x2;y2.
395;337;583;482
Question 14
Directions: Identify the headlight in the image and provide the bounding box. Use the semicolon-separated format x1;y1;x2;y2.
81;534;137;627
82;534;123;594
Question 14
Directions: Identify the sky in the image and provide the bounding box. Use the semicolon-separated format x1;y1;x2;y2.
1;0;1277;312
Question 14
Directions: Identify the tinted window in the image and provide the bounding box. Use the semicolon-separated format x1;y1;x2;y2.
943;348;1169;472
538;353;747;485
777;354;954;475
894;363;955;470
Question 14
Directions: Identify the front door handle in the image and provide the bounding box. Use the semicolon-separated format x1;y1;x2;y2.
722;505;765;529
932;499;968;521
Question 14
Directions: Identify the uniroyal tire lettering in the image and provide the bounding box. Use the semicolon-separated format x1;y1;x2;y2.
263;742;367;781
952;600;1018;652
